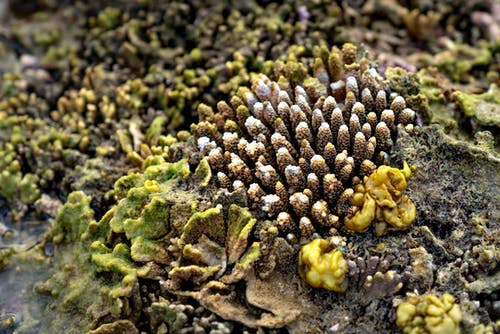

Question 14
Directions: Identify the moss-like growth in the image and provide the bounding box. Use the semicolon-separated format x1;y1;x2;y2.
226;204;257;265
50;191;96;244
433;43;492;82
193;158;212;188
168;204;259;292
0;148;41;209
180;205;226;246
90;242;138;298
416;68;452;126
32;157;200;332
102;159;193;269
453;86;500;127
145;116;166;146
34;191;107;333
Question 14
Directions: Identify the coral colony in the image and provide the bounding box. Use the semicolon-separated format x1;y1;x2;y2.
195;44;416;244
1;1;498;333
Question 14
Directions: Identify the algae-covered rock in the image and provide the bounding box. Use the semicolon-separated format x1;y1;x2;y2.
50;191;96;244
226;204;257;265
90;157;195;277
30;157;203;332
34;191;105;333
90;242;138;298
180;205;226;246
453;85;500;128
433;42;492;82
394;125;499;234
88;320;138;334
0;141;41;219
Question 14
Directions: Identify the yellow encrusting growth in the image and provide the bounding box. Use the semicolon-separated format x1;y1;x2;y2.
144;180;160;192
396;293;462;334
298;238;347;292
345;161;417;236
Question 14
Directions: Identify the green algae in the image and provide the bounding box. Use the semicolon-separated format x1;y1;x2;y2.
123;195;170;240
10;192;100;334
180;205;226;246
193;158;212;187
453;85;500;128
0;248;14;271
129;236;170;264
415;68;452;126
433;42;493;82
235;241;261;270
0;144;41;211
50;192;96;245
109;188;169;237
4;157;200;333
226;205;257;265
90;242;138;299
145;116;165;147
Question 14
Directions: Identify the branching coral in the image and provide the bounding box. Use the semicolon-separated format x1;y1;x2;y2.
345;161;416;236
145;301;234;334
194;44;416;242
396;292;463;334
347;254;412;301
298;238;347;292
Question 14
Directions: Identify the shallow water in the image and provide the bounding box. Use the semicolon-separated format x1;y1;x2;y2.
0;219;46;252
0;215;52;333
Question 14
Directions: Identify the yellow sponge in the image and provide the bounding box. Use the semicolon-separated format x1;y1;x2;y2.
345;161;416;236
396;293;462;334
298;238;347;292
